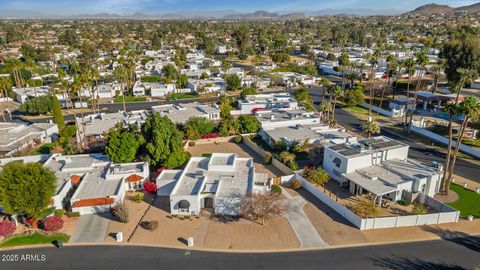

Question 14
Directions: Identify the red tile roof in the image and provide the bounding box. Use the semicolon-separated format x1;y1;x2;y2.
72;197;114;207
70;175;82;185
125;174;144;183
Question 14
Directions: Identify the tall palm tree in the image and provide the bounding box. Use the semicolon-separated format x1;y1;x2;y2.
114;65;129;112
445;96;480;193
440;101;459;192
329;85;343;123
403;57;415;127
408;49;429;133
432;58;446;93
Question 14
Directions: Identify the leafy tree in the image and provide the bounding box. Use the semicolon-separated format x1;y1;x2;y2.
240;87;257;99
161;64;178;81
141;76;161;83
0;162;56;218
105;124;144;163
343;85;365;107
226;74;241;90
19;96;53;115
184;117;215;140
440;36;480;85
51;96;65;131
142;114;188;168
238;115;261;134
218;117;240;136
219;94;233;118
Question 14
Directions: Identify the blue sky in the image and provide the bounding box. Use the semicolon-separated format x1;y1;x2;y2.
1;0;478;15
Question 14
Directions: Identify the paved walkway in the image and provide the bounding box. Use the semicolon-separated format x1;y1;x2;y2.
282;188;328;248
70;214;111;243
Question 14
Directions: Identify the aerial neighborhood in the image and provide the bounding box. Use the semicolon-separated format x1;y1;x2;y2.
0;2;479;268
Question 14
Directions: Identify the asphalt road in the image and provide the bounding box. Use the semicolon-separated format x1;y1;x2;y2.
0;237;479;270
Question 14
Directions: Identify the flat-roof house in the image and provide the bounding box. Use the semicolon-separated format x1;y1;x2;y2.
13;86;51;103
152;102;220;124
76;110;148;147
0;153;149;214
323;136;442;204
472;78;480;89
156;153;269;216
260;124;356;150
0;122;58;157
237;93;298;114
255;109;320;129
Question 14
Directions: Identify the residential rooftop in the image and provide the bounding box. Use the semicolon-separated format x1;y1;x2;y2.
328;136;407;158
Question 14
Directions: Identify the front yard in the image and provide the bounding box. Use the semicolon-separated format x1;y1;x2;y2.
0;233;69;248
113;96;147;103
447;184;480;218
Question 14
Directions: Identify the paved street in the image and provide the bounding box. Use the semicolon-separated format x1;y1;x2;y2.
69;214;110;243
282;188;327;248
1;237;479;269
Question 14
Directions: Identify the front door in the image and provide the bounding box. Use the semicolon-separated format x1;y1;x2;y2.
204;198;213;208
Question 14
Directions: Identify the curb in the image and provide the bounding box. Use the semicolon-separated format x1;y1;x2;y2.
1;232;479;254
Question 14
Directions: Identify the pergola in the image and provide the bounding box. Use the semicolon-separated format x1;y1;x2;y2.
348;175;398;206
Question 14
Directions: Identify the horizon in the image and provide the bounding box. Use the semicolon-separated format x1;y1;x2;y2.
0;0;478;16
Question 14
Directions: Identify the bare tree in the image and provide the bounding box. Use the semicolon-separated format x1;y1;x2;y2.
112;202;129;223
240;193;285;225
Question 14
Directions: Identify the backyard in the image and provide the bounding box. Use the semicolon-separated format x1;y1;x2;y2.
447;184;480;218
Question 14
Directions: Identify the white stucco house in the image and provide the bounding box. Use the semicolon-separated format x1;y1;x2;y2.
323;136;443;204
156;153;270;216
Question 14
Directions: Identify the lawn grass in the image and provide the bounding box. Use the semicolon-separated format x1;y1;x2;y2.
447;184;480;218
166;93;199;101
202;153;212;158
0;233;69;248
113;96;147;103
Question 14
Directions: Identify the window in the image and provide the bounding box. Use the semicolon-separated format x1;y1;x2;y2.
333;157;341;168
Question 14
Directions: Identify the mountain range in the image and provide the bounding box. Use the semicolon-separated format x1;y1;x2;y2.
406;2;480;15
0;2;479;19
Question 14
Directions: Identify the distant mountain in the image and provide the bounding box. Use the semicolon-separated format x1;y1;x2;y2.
456;2;480;13
405;2;480;15
311;8;402;16
406;4;454;15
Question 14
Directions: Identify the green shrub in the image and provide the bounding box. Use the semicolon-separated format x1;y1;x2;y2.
291;179;302;190
263;152;272;164
412;203;428;215
234;135;243;143
143;220;159;231
396;200;410;206
66;212;80;218
133;193;144;203
287;160;298;171
271;185;282;195
54;209;65;218
188;141;196;147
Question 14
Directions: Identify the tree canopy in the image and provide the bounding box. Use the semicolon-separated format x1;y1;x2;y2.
184;117;215;140
0;162;56;218
106;124;144;163
142;113;188;168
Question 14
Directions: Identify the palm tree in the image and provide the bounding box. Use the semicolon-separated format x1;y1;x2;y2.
408;49;429;133
361;121;381;138
114;65;129;112
329;85;343;123
445;96;480;193
319;78;331;121
440;101;459;192
432;58;446;93
403;57;415;127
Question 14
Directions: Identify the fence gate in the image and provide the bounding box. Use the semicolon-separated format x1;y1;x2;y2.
272;177;281;185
